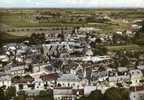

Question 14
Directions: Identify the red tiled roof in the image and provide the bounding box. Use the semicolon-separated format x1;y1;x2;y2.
12;75;34;84
40;73;59;81
12;78;34;84
54;87;72;89
130;85;144;92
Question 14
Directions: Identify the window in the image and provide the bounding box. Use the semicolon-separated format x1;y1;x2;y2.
137;71;140;74
62;96;72;100
133;96;135;98
73;83;75;86
63;83;65;86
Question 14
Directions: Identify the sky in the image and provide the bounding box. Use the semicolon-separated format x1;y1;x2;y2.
0;0;144;8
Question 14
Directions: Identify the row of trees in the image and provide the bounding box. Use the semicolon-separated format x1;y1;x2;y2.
29;33;46;44
78;87;129;100
133;21;144;45
0;85;53;100
0;86;129;100
112;49;144;68
16;90;53;100
34;90;53;100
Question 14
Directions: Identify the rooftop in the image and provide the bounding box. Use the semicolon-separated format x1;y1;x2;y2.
57;74;80;82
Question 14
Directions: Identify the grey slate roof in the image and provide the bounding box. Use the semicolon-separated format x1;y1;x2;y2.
57;74;80;82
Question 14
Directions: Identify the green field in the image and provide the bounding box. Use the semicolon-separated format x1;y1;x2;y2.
106;44;144;52
0;8;144;42
0;8;143;27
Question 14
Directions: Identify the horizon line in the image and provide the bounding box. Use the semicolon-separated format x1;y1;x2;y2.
0;7;144;9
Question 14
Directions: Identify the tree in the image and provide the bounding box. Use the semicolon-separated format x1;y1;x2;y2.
34;90;53;100
78;96;88;100
133;21;144;45
6;86;16;98
119;56;129;67
104;87;129;100
39;90;48;97
78;90;103;100
15;95;25;100
0;87;5;99
47;89;53;100
87;90;103;100
17;91;25;96
93;46;108;56
78;88;129;100
0;86;8;100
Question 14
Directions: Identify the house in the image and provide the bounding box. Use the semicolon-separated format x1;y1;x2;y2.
12;75;34;84
24;90;42;96
40;73;59;87
82;56;111;63
43;41;83;57
0;55;9;60
84;86;97;96
131;24;142;30
91;67;113;82
108;67;130;83
85;48;93;56
9;65;27;76
129;69;143;86
0;72;11;87
137;65;144;74
0;55;9;63
30;71;50;90
3;43;28;52
68;42;83;55
53;87;75;100
53;87;84;100
72;89;84;99
126;30;135;37
12;75;35;91
130;90;144;100
130;85;144;100
57;74;81;88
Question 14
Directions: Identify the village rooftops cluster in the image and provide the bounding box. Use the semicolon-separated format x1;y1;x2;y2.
0;17;144;100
